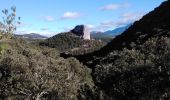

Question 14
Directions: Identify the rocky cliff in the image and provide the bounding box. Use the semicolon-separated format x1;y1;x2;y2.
71;25;90;40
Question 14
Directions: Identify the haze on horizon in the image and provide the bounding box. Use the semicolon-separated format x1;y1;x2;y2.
0;0;165;37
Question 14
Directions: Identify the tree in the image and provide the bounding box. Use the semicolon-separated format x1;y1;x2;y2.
0;6;20;38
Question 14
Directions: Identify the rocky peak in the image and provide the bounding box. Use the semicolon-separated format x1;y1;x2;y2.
71;25;90;40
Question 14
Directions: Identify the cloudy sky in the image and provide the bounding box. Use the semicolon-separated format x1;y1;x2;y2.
0;0;165;36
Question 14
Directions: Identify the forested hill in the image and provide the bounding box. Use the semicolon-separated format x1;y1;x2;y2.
39;32;105;55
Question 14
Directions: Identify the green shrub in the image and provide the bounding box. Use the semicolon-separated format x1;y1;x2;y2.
0;38;94;100
92;37;170;100
0;43;8;57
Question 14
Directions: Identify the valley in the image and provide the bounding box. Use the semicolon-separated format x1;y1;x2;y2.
0;0;170;100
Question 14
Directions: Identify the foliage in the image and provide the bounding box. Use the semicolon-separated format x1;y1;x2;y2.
92;37;170;100
0;42;8;57
0;6;20;38
40;32;105;55
0;38;94;100
1;1;170;99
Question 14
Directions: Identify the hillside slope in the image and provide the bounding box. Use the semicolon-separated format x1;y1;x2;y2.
0;37;94;99
90;24;131;43
1;0;170;99
15;33;47;39
104;24;132;36
40;32;105;55
92;37;170;99
79;1;170;99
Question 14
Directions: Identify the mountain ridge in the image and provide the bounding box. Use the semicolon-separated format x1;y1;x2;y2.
15;33;47;39
104;24;132;36
91;24;132;39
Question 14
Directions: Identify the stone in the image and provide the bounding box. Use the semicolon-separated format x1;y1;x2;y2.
71;25;90;40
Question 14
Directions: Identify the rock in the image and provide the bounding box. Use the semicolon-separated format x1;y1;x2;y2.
71;25;90;40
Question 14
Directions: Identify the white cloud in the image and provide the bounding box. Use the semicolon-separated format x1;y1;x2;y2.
99;3;130;11
43;16;55;21
87;21;115;32
89;12;145;32
115;12;145;26
61;12;80;19
90;21;115;32
86;24;95;29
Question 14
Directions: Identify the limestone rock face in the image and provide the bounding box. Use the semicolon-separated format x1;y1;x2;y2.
71;25;90;40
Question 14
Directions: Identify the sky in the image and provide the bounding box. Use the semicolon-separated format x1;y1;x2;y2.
0;0;165;37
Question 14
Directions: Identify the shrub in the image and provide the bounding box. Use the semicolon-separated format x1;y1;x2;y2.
92;37;170;100
0;38;94;100
0;6;20;38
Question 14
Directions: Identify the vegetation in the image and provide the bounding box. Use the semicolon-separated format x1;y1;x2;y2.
1;1;170;100
0;43;8;57
40;32;105;55
91;36;113;44
63;1;170;99
0;6;94;99
0;6;20;38
0;38;94;99
92;37;170;100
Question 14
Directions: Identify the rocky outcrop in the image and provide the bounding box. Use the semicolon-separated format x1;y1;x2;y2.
71;25;90;40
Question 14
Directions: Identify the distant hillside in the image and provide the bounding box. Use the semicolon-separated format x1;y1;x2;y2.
90;31;113;43
15;33;47;39
91;24;131;38
104;24;132;36
40;32;105;55
90;24;131;43
91;31;105;38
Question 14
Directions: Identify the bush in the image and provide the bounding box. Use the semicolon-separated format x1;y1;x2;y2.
92;37;170;100
0;38;94;100
0;6;21;40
